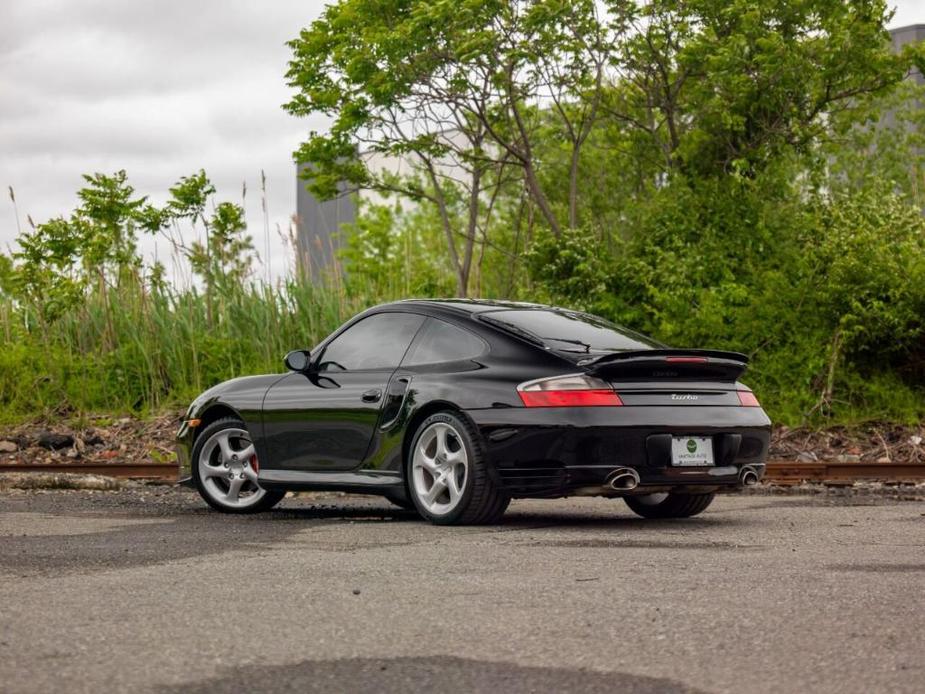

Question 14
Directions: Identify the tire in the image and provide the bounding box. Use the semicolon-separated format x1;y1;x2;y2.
191;417;285;514
406;411;510;525
624;492;716;519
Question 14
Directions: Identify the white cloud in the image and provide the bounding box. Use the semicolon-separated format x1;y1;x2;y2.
3;0;924;282
889;0;925;28
1;0;329;281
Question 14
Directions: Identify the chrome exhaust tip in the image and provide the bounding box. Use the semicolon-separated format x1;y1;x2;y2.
739;465;760;487
607;467;640;491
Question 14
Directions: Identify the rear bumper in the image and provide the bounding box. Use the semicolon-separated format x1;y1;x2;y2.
465;406;770;497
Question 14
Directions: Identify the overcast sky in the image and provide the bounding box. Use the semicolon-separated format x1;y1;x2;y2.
2;1;924;282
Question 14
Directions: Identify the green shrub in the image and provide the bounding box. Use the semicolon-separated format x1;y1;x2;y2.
527;177;925;426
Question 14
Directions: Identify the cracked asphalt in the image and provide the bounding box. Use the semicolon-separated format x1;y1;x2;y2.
1;487;923;693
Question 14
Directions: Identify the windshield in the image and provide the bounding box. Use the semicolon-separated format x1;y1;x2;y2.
481;309;663;353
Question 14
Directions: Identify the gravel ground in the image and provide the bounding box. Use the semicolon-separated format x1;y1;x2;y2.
1;487;923;694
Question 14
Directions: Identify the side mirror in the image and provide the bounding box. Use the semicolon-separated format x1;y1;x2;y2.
284;349;312;373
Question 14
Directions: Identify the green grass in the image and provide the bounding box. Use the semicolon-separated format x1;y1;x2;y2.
1;271;922;429
0;273;389;422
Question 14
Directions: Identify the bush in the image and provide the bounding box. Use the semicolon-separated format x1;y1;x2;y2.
527;176;925;426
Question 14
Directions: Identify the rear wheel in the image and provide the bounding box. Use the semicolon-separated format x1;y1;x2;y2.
624;492;715;519
192;417;285;514
407;412;510;525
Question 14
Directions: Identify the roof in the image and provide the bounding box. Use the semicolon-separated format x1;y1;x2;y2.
390;298;552;314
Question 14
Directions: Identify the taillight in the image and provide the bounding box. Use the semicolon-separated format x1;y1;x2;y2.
737;390;760;407
517;374;623;407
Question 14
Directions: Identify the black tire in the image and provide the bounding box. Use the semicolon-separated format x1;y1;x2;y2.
406;411;510;525
624;492;716;519
191;417;285;514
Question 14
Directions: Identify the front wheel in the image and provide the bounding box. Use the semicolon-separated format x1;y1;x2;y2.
407;412;510;525
624;492;715;519
192;417;285;514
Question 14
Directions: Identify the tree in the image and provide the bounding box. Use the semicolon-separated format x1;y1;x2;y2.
285;0;622;294
11;171;155;326
605;0;914;179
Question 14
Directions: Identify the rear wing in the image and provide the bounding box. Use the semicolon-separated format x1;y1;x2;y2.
579;349;749;382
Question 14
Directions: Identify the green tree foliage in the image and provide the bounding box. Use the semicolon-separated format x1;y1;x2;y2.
0;0;923;427
288;0;924;425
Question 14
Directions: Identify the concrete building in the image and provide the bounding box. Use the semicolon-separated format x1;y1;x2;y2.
294;165;355;279
295;131;472;278
891;24;925;85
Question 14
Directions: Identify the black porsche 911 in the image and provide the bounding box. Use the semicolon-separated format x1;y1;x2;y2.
176;299;770;524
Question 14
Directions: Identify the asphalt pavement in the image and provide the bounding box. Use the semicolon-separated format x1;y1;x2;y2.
1;486;923;693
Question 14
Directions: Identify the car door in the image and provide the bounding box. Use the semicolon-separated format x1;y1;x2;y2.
261;311;425;472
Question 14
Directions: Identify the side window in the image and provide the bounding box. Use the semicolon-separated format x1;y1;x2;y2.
319;313;424;371
403;318;487;366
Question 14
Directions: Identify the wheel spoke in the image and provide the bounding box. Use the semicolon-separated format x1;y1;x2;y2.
444;449;465;465
236;444;256;462
434;426;448;457
216;433;234;462
225;477;244;502
242;466;260;484
414;450;438;473
423;478;447;505
202;464;228;479
445;469;463;502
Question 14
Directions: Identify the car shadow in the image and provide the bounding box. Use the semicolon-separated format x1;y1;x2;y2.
253;496;759;534
158;655;703;694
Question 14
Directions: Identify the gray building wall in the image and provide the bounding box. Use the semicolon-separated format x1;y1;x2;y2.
295;164;357;278
891;24;925;85
880;25;925;135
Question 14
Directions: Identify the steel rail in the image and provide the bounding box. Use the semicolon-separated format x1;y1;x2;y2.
1;460;922;487
766;460;925;485
0;462;179;482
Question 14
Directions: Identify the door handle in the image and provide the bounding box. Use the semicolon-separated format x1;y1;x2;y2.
362;389;383;403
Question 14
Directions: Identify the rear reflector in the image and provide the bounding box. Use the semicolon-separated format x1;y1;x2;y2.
517;373;623;407
737;390;760;407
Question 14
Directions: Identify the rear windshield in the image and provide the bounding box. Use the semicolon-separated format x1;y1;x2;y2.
481;309;663;353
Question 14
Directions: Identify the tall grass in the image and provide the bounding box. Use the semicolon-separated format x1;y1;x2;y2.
0;273;387;421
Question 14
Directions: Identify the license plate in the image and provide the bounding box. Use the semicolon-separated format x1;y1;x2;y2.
671;436;714;466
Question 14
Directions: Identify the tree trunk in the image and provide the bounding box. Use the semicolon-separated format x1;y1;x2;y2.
461;166;482;297
568;145;580;229
424;163;465;297
523;162;561;237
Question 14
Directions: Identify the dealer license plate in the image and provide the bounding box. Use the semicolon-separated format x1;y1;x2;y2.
671;436;714;467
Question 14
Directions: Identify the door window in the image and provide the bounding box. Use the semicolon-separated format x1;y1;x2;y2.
319;313;424;371
403;318;487;366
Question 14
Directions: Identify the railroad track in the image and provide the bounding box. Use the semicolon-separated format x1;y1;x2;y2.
0;462;179;482
765;460;925;485
1;461;922;487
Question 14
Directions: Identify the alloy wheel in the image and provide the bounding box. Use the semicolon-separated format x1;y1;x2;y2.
197;427;266;509
411;421;469;515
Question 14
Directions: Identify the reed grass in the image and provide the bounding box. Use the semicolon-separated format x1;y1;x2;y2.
0;272;388;422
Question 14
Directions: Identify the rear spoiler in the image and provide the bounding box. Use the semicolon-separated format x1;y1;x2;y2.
579;349;749;382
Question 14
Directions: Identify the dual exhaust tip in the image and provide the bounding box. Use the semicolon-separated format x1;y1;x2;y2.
607;468;640;491
739;465;760;487
607;465;760;491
